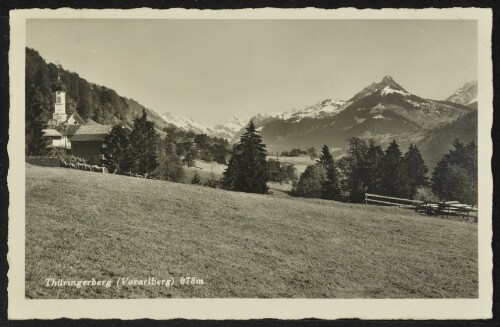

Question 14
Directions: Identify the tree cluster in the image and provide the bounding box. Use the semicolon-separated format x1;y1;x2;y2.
293;145;342;200
338;138;429;202
102;110;184;182
295;138;429;203
164;129;229;164
295;137;477;205
281;148;307;157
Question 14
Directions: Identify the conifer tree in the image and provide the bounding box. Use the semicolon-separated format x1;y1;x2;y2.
191;170;202;184
102;125;131;174
129;109;159;175
364;139;384;194
317;145;342;200
432;140;477;204
380;139;410;197
222;120;269;194
343;137;370;202
403;144;428;198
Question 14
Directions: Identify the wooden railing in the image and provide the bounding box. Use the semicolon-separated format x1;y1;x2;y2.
364;193;477;222
364;193;423;208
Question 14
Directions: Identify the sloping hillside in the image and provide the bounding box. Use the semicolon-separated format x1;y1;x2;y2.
416;110;478;169
26;164;477;299
26;47;168;129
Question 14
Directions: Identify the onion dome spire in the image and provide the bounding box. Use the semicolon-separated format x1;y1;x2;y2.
52;62;66;92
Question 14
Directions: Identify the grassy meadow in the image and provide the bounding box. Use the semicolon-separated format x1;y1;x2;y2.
266;155;316;175
25;164;478;299
182;160;227;183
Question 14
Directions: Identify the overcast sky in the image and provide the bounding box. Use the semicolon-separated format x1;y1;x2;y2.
26;19;477;126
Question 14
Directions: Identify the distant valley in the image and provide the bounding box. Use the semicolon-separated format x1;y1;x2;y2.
27;47;477;170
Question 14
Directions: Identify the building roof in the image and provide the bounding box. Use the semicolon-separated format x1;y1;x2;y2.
64;125;81;136
69;125;113;142
42;129;63;137
68;112;86;125
85;117;100;125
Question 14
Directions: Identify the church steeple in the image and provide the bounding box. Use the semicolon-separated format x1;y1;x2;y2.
52;63;67;124
52;63;66;92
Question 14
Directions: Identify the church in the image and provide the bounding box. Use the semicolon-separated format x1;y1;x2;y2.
42;73;114;164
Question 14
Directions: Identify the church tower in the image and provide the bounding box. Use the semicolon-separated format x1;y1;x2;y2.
52;66;67;124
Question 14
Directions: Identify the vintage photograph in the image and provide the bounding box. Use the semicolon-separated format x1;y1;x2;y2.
8;8;493;320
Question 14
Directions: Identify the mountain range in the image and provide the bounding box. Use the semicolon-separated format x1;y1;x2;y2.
161;113;247;140
161;77;476;152
27;47;477;170
160;76;477;168
257;76;475;152
160;98;348;140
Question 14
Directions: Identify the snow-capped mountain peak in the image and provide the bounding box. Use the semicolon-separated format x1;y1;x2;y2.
380;85;410;96
287;98;347;121
446;81;477;106
161;112;249;140
161;112;210;134
210;116;248;139
350;75;410;102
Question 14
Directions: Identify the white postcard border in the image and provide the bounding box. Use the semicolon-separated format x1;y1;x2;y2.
8;7;493;320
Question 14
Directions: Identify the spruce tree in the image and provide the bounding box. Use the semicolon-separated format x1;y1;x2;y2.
431;140;477;204
222;120;269;194
364;139;384;195
129;109;159;175
403;144;428;198
380;139;410;197
344;137;370;202
191;170;202;184
317;145;342;200
102;125;130;174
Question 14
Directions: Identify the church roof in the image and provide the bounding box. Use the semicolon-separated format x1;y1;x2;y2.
69;125;113;142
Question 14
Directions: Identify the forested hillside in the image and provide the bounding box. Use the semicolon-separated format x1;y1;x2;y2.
25;47;168;129
416;110;478;170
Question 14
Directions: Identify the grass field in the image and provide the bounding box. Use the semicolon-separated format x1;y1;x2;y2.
25;164;478;299
267;155;316;175
182;160;227;183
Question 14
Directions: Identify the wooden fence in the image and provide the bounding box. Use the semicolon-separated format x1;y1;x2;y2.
364;193;423;208
364;193;478;222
